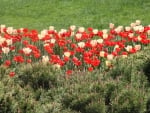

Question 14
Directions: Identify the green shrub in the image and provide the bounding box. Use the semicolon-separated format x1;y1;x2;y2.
85;100;106;113
111;89;146;113
17;63;61;90
0;46;150;113
146;97;150;113
143;59;150;83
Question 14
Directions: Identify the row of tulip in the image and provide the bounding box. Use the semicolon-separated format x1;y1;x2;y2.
0;20;150;77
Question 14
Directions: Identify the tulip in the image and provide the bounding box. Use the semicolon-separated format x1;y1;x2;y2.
64;51;71;58
42;56;49;64
2;47;10;54
38;34;44;40
23;47;32;55
137;36;142;41
146;30;150;35
103;33;108;39
50;38;56;44
88;67;93;72
130;23;136;27
6;27;13;34
97;39;103;44
70;25;76;31
9;72;15;77
128;33;134;38
4;60;11;67
113;45;119;51
107;54;114;60
109;23;114;29
135;20;141;25
41;29;48;36
13;56;24;63
75;33;82;40
125;26;131;31
134;44;141;51
138;26;144;32
49;26;55;30
78;27;85;33
53;64;61;69
105;60;112;67
125;45;133;52
0;36;5;45
102;29;108;34
99;51;105;57
0;25;6;33
77;42;85;48
90;40;97;47
93;29;98;35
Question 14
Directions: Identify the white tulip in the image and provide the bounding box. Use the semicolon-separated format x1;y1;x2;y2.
134;44;141;51
135;20;141;25
23;47;32;54
107;54;114;60
76;33;82;40
97;39;103;44
90;40;97;47
64;51;71;57
2;47;10;54
125;45;132;52
6;39;13;45
77;42;85;48
99;51;105;57
93;29;98;35
78;27;85;33
42;56;49;64
109;23;114;29
70;25;76;31
103;33;108;39
0;36;6;45
7;27;13;34
125;26;131;31
49;26;55;31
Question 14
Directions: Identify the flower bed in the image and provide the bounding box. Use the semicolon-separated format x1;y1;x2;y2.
0;20;150;77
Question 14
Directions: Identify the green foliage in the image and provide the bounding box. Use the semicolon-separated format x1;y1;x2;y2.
0;66;8;79
0;46;150;112
111;89;146;113
143;59;150;83
85;101;106;113
17;63;61;90
146;97;150;113
0;0;150;30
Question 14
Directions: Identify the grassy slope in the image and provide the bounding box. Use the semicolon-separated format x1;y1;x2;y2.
0;0;150;30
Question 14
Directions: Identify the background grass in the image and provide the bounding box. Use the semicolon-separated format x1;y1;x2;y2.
0;0;150;30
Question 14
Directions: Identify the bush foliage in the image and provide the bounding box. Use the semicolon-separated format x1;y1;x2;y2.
0;46;150;113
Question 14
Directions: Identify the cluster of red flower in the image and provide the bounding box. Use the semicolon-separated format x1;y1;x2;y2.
0;20;150;77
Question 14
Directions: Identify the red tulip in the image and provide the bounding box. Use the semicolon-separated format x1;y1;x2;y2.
13;56;24;63
9;72;15;77
4;60;11;67
88;67;93;72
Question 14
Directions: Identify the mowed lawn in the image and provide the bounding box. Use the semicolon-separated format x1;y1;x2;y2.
0;0;149;30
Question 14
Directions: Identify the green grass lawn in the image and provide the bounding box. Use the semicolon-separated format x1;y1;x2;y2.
0;0;150;30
